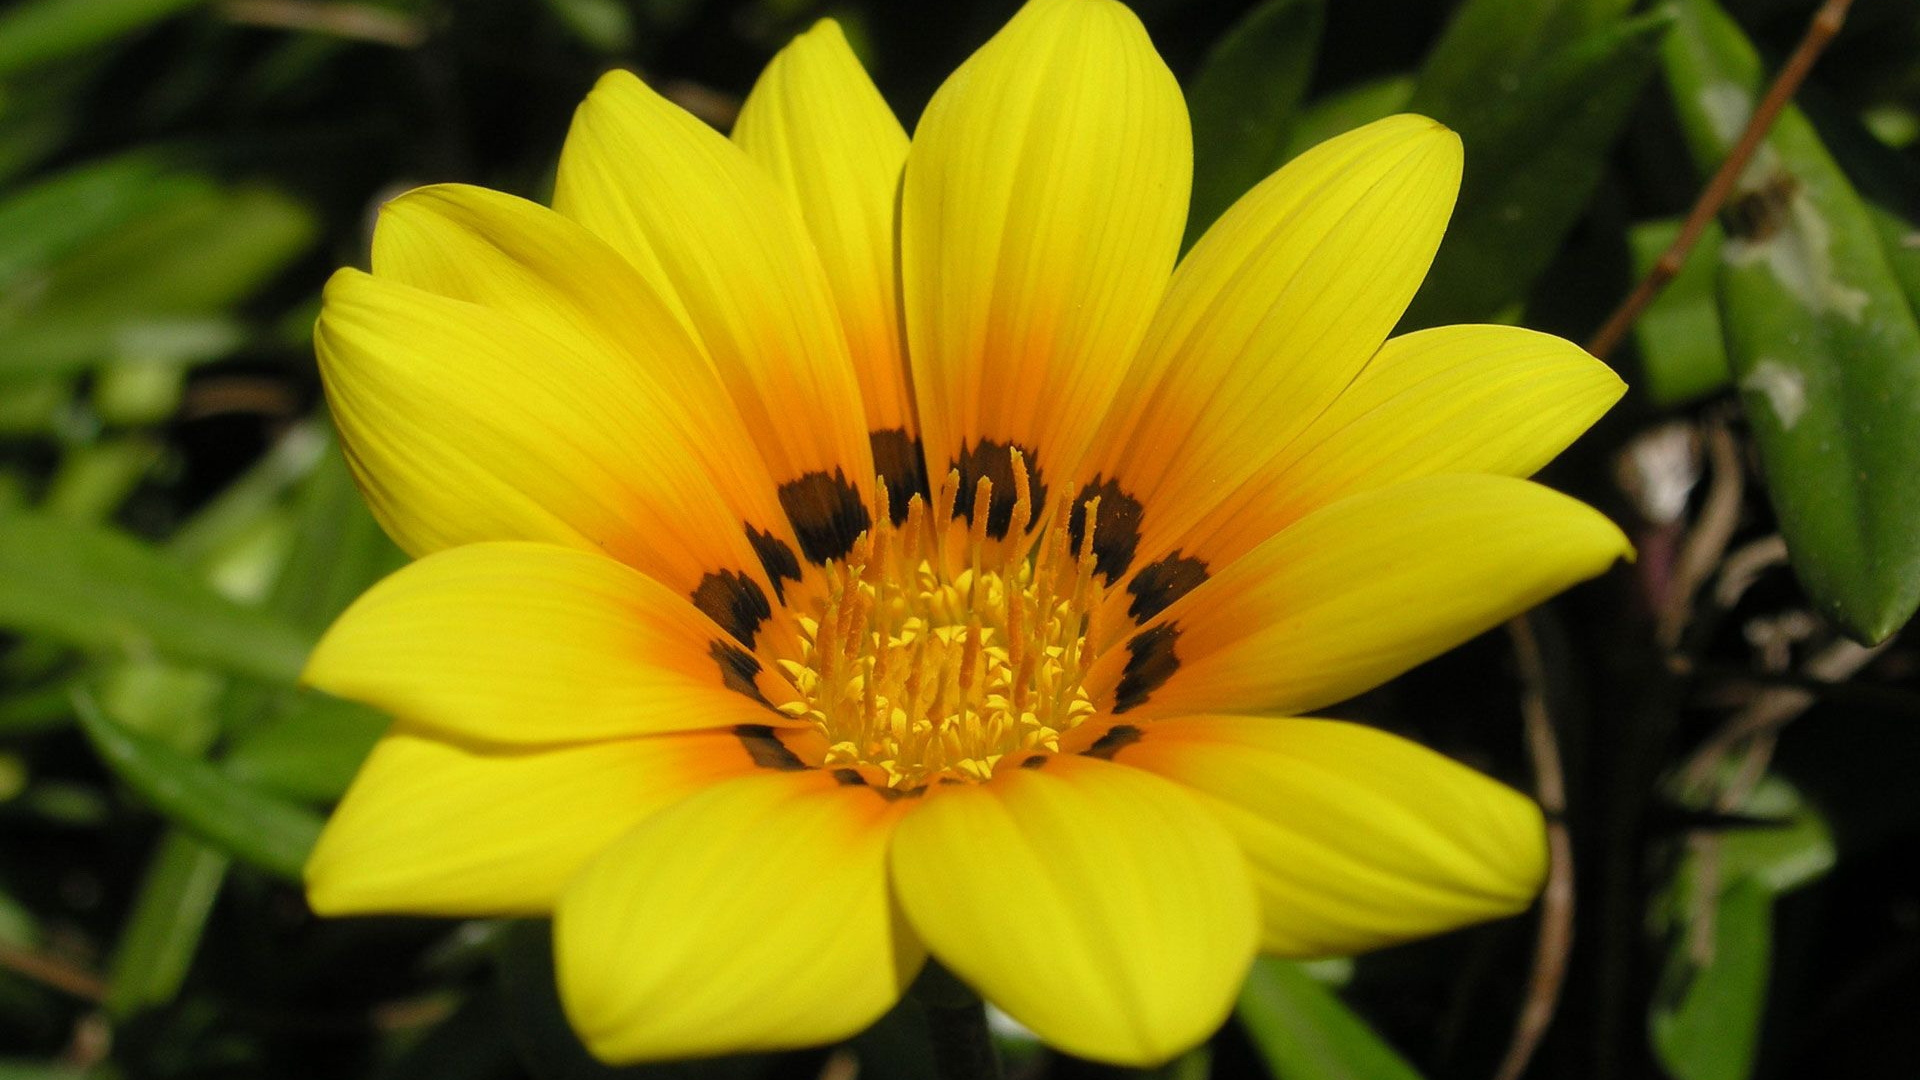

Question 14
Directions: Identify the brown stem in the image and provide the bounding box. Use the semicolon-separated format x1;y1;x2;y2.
0;941;108;1003
218;1;427;47
1656;415;1744;654
1679;636;1886;794
1585;0;1854;361
1493;614;1574;1080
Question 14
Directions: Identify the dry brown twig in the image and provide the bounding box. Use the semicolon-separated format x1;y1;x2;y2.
1492;614;1574;1080
1656;415;1745;655
1585;0;1855;361
1681;636;1888;794
0;940;108;1003
219;1;427;47
1712;535;1790;610
1678;635;1884;965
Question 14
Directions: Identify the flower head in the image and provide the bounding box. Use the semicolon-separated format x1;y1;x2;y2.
303;0;1629;1065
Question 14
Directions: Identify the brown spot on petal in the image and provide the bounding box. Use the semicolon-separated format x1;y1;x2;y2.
1081;724;1143;760
745;525;801;604
950;439;1047;539
708;640;769;705
1113;624;1180;713
870;428;929;525
1068;477;1144;586
691;570;771;649
1127;552;1209;624
735;724;807;771
779;470;871;565
1020;754;1049;769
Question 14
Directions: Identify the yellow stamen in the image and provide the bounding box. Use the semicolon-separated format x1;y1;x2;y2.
782;453;1106;790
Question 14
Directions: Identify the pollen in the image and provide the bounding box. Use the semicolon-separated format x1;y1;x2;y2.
775;450;1107;790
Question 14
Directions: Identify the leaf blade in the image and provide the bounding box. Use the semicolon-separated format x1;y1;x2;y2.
1664;0;1920;642
0;514;313;683
1184;0;1324;249
75;692;322;881
1236;959;1425;1080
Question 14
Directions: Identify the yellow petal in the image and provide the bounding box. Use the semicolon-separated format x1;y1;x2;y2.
305;728;760;916
315;268;786;605
1111;715;1547;955
899;0;1190;538
1073;115;1460;590
734;20;920;499
556;71;875;563
1100;324;1624;632
305;543;797;746
890;755;1256;1066
1086;474;1630;717
367;184;804;578
555;771;919;1061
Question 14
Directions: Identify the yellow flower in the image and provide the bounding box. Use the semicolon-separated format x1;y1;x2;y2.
301;0;1629;1066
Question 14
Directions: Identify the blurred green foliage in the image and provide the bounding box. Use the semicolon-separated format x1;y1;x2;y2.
0;0;1916;1078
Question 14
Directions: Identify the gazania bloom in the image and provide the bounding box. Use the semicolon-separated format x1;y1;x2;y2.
302;0;1628;1066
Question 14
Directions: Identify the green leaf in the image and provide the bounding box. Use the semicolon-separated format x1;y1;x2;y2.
0;102;73;187
539;0;634;53
1799;91;1920;351
74;691;321;880
1649;775;1827;1080
0;0;213;79
210;441;396;789
0;678;75;736
0;154;196;285
1280;75;1415;163
105;829;229;1017
1183;0;1324;249
266;440;406;635
222;692;385;804
1663;0;1920;643
1651;877;1771;1080
41;438;162;524
166;423;331;570
0;1063;93;1080
1411;0;1633;119
0;884;39;949
94;659;223;751
1236;958;1425;1080
1629;217;1732;405
1714;777;1836;895
1404;6;1672;325
0;180;314;381
0;514;313;683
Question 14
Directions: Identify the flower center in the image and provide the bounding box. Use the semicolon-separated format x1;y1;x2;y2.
775;452;1108;790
